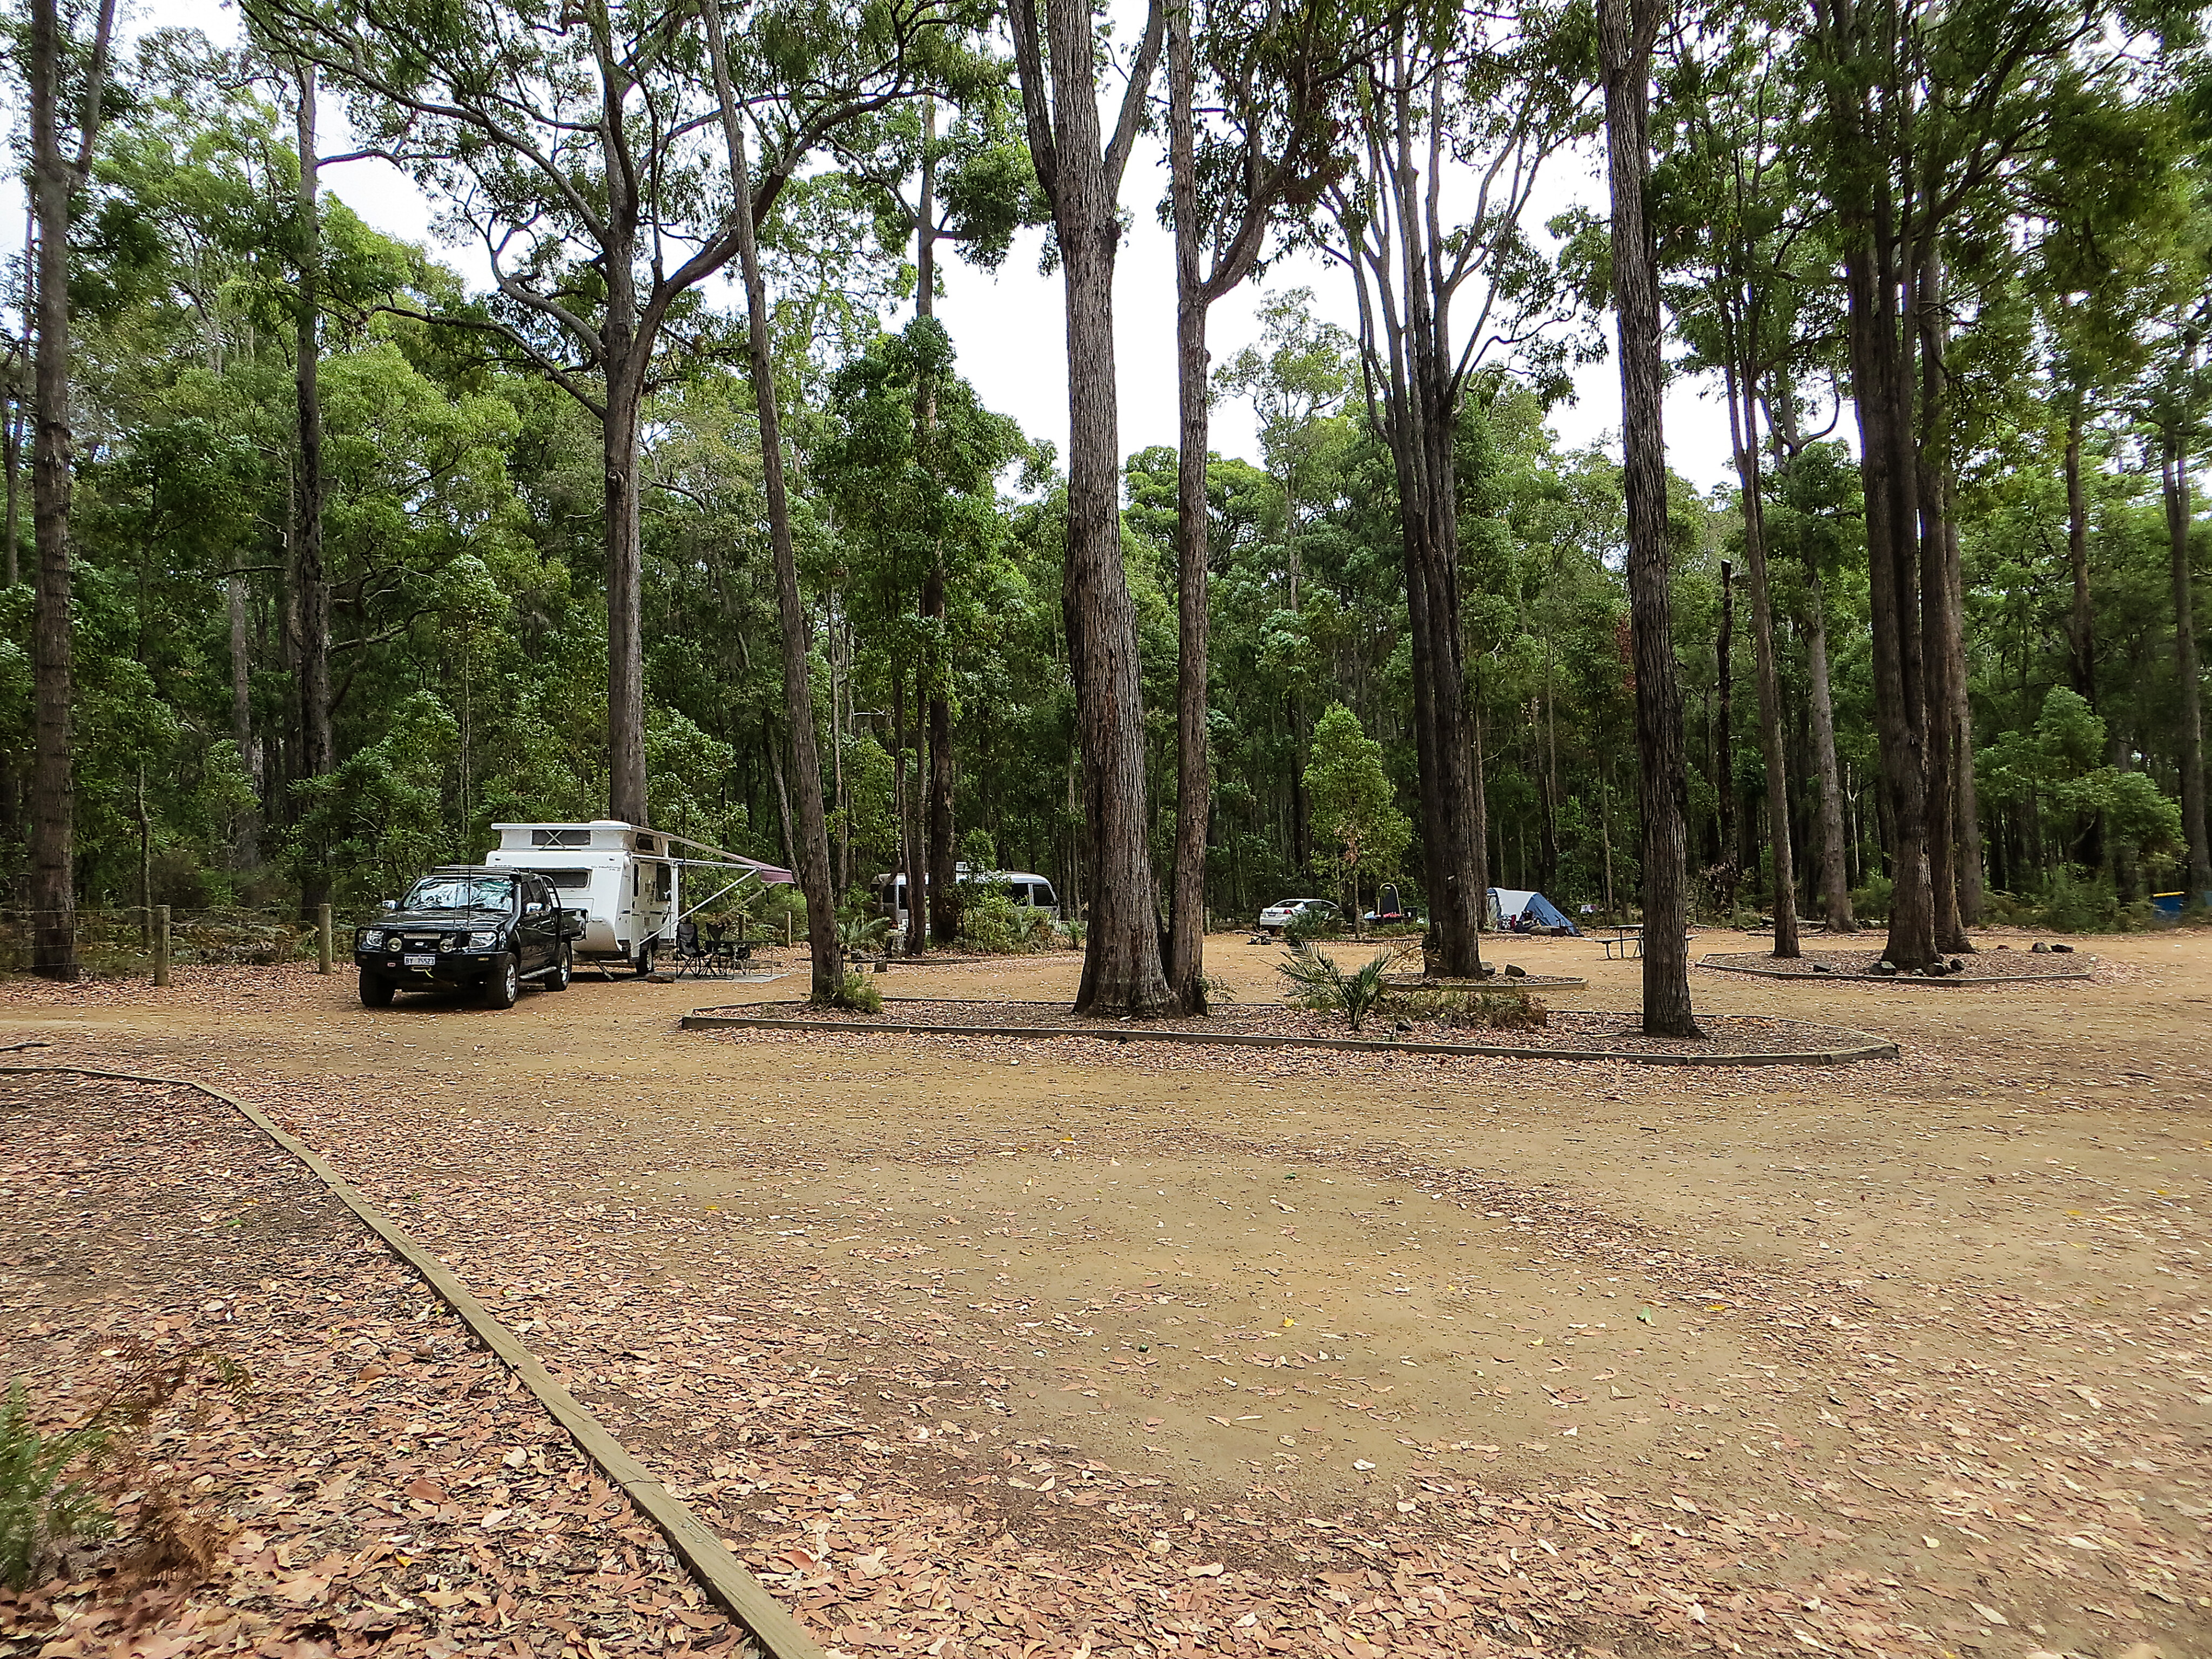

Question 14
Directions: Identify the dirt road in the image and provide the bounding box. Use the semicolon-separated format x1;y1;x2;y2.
3;928;2206;1656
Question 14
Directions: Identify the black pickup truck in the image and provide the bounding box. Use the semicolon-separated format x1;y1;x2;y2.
355;866;585;1009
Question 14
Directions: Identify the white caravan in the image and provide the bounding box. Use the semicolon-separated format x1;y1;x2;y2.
487;821;792;975
871;863;1059;932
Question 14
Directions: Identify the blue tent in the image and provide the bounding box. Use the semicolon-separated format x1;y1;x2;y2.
1489;887;1580;935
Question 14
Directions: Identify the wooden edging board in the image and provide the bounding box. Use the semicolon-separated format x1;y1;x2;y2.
679;1006;1898;1068
0;1063;826;1659
1695;955;2094;987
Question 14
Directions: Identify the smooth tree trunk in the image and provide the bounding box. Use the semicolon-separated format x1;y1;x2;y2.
26;0;112;981
2063;395;2096;705
2169;428;2210;909
1715;560;1736;907
1165;0;1211;1012
1724;366;1798;956
228;573;260;867
917;102;959;948
1916;256;1970;952
1010;0;1171;1015
1803;569;1857;930
701;0;839;997
603;294;648;824
293;66;333;911
1602;0;1698;1035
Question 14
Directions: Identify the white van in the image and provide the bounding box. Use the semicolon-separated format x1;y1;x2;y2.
487;821;790;975
872;864;1058;932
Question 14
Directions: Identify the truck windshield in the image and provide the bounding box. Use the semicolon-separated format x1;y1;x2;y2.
404;875;515;912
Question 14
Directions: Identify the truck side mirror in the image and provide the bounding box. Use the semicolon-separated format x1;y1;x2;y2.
380;899;397;912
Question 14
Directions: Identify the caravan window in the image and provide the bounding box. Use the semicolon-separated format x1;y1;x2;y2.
531;828;591;848
533;868;590;891
653;862;673;901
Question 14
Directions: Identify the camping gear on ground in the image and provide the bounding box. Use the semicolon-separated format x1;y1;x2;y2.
1486;887;1581;935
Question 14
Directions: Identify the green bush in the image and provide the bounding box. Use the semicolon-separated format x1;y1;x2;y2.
1283;906;1339;948
825;971;882;1013
956;891;1056;955
1276;941;1392;1033
1849;873;1893;921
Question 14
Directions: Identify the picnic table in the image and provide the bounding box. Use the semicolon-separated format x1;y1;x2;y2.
1601;925;1643;960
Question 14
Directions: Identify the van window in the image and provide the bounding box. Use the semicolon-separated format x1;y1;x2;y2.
654;862;673;901
531;828;591;847
534;868;590;890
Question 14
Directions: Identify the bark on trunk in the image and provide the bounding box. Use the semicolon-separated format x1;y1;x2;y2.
26;0;110;981
1803;570;1857;930
293;66;332;913
1726;368;1798;957
1917;251;1970;952
1945;506;1984;924
229;574;260;868
1602;0;1697;1035
902;661;926;955
2063;396;2096;705
1715;559;1737;910
702;0;839;997
2169;428;2210;909
1164;0;1209;1011
918;102;959;948
603;321;647;824
1010;0;1171;1015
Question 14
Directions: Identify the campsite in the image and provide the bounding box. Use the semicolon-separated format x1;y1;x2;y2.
6;0;2212;1650
3;930;2209;1658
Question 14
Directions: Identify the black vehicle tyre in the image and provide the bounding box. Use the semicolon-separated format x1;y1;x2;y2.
633;941;655;977
544;945;572;992
359;969;395;1008
484;953;520;1009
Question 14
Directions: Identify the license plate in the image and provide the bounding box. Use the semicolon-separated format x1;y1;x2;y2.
403;953;436;967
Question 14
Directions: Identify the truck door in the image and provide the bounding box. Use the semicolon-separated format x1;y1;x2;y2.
520;877;557;970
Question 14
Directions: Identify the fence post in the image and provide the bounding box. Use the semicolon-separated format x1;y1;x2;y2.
784;912;792;947
153;905;171;987
317;903;334;975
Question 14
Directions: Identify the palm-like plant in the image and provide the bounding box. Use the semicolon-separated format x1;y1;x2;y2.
1274;942;1394;1033
834;914;891;963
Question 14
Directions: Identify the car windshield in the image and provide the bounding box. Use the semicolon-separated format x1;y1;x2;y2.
403;874;514;913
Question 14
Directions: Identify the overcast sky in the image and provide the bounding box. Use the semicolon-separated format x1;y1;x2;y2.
139;0;1742;491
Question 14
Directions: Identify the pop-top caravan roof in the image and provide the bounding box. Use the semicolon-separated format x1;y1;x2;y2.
1488;887;1580;934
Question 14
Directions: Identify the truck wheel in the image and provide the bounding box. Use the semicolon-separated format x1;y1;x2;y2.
484;953;520;1009
633;941;655;977
544;946;572;991
359;969;395;1008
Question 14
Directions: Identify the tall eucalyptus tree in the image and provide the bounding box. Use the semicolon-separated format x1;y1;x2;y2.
1007;0;1172;1015
1313;0;1597;979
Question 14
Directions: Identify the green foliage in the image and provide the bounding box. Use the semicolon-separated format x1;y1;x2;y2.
1274;942;1394;1033
826;970;884;1013
956;888;1055;954
0;1380;116;1588
1282;905;1338;948
1304;703;1412;912
292;693;460;905
835;913;892;961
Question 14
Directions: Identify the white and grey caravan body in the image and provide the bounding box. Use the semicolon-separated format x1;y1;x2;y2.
871;863;1058;932
487;821;791;973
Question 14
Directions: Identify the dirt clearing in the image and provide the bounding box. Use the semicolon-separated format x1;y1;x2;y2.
0;928;2207;1657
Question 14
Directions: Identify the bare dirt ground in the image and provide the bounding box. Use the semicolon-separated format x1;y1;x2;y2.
0;927;2206;1658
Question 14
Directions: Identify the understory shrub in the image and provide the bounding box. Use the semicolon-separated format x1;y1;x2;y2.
956;891;1056;955
825;971;882;1014
1276;942;1392;1032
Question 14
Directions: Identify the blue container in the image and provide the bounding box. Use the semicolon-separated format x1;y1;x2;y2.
2150;891;2212;920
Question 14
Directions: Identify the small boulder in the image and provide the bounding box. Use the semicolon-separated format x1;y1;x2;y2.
2051;942;2075;953
1922;964;1946;977
1504;963;1527;979
1810;961;1833;974
2032;940;2051;953
1872;959;1899;976
1948;957;1966;973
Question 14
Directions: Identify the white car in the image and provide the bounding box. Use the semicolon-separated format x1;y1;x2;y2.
1259;897;1339;934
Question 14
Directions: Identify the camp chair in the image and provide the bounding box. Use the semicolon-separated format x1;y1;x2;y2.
671;918;716;979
